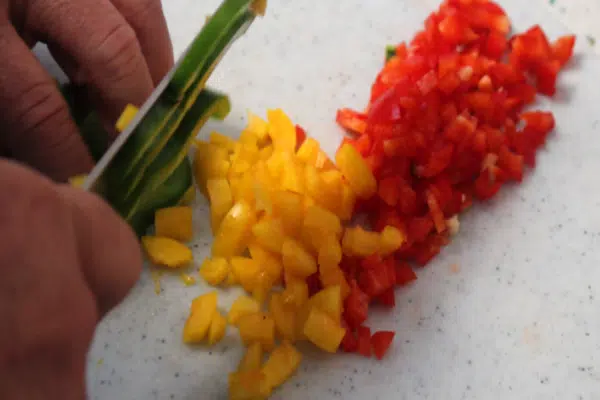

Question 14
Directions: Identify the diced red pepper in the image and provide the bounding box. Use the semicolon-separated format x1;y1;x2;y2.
395;262;417;286
552;35;576;67
357;326;372;358
376;287;396;308
337;108;368;135
341;328;358;353
371;331;395;360
295;125;307;149
343;282;369;328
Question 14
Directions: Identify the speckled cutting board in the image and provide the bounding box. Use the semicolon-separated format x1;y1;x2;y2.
67;0;600;399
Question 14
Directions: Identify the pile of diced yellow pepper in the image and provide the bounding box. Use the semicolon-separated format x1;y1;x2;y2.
139;109;405;399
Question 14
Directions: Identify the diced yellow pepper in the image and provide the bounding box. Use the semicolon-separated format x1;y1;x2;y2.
231;172;255;206
379;225;406;256
338;183;357;221
237;312;275;350
319;267;350;299
265;150;288;181
251;217;285;254
248;243;283;284
303;165;323;199
228;296;261;325
154;206;193;242
231;257;261;293
269;292;297;341
210;131;236;152
251;271;277;305
342;226;380;257
258;145;274;161
177;185;197;206
281;279;308;308
115;104;139;132
199;257;230;286
212;201;256;258
261;341;302;391
317;234;342;272
314;150;336;171
68;174;87;188
296;137;320;166
229;370;271;400
238;342;263;372
298;225;320;254
141;236;193;268
308;285;342;323
194;142;230;194
267;109;296;152
304;205;342;237
303;307;346;353
335;143;377;199
224;269;239;287
208;312;227;345
179;273;196;286
253;162;275;214
239;129;259;147
271;191;303;237
280;159;304;194
247;111;270;144
282;238;317;278
207;179;233;234
183;292;218;344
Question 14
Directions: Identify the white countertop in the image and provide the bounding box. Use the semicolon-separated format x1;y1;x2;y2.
84;1;600;399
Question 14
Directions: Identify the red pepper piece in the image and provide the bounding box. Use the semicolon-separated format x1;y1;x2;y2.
395;262;417;286
336;108;368;135
371;331;395;360
376;287;396;308
341;328;358;353
343;282;370;328
552;35;576;67
295;125;307;149
357;326;372;358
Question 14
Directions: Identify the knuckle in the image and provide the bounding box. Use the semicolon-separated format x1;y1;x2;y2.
92;22;142;83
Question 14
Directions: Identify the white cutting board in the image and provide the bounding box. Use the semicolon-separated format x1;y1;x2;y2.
70;0;600;399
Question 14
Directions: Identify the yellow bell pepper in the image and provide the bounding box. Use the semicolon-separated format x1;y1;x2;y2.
179;273;196;286
154;206;194;242
281;279;308;308
338;183;356;221
251;271;277;305
141;236;193;268
212;201;256;258
115;104;139;132
237;312;275;350
194;142;231;194
280;158;304;194
251;217;285;254
208;312;227;345
246;111;270;144
307;285;342;323
317;234;342;272
248;243;283;285
183;292;218;344
231;257;261;293
207;179;233;234
68;174;88;188
335;143;377;199
379;225;406;256
210;131;237;152
342;226;380;257
229;370;271;400
314;149;336;171
304;205;342;237
228;296;261;325
269;292;297;341
296;137;320;166
303;307;345;353
199;257;230;286
261;341;302;391
258;145;274;162
267;109;296;152
271;191;303;237
319;267;350;299
281;238;317;278
238;342;263;372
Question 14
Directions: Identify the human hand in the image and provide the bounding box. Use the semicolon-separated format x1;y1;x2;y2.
0;159;142;399
0;0;173;182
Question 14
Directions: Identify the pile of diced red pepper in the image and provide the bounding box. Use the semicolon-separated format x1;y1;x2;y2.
335;0;575;355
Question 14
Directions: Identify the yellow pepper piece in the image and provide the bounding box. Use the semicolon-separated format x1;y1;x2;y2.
177;185;197;206
115;104;139;132
246;111;270;144
199;257;230;286
228;296;261;325
237;312;275;350
248;243;283;285
238;342;263;372
280;159;304;194
281;279;308;308
229;370;271;400
296;137;320;166
267;109;296;152
141;236;193;268
304;205;342;237
335;143;377;199
303;307;345;353
183;292;218;344
231;257;261;293
251;217;285;254
261;341;302;391
314;150;335;171
179;273;196;286
271;191;303;237
251;271;277;305
224;270;239;287
379;225;406;256
258;145;274;161
68;174;87;188
319;267;350;299
269;292;297;341
212;201;256;258
206;179;233;233
317;234;342;272
281;238;317;278
303;164;323;199
250;0;268;16
154;206;193;242
338;183;356;221
209;131;236;152
308;285;342;323
342;226;380;257
208;312;227;345
194;142;231;194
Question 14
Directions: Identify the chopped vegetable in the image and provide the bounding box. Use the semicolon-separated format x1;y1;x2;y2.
199;257;230;286
303;307;345;353
371;330;395;360
237;312;276;350
154;206;194;242
208;312;227;345
261;341;302;391
238;342;264;372
228;296;262;325
141;236;193;268
183;292;218;344
115;104;139;132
